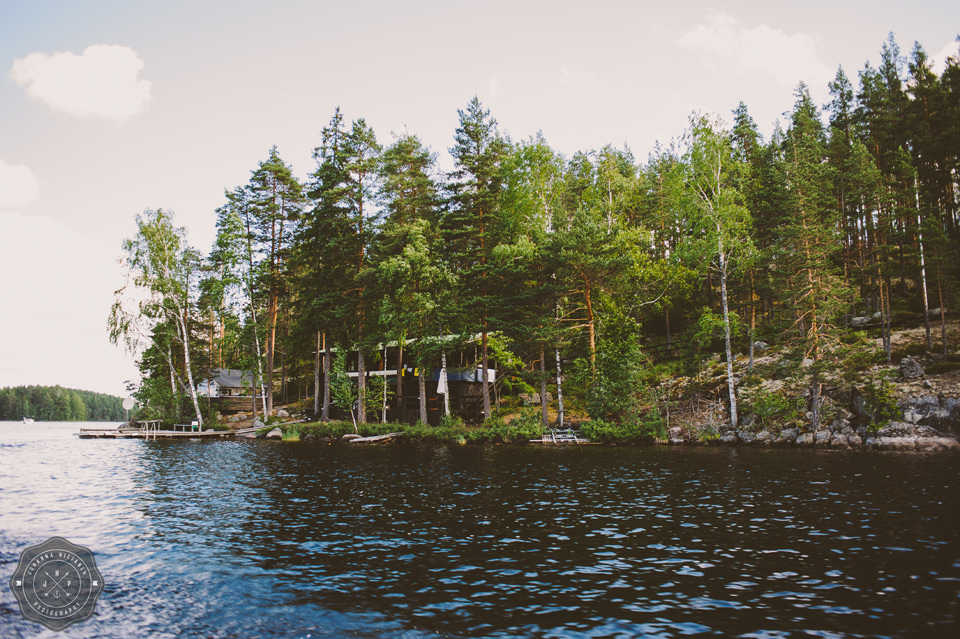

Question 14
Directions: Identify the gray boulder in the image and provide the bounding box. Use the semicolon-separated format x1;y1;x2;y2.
796;432;815;447
899;356;924;380
777;428;799;444
830;432;851;448
265;427;283;440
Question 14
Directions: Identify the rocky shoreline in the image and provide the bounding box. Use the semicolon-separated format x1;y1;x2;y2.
688;420;960;451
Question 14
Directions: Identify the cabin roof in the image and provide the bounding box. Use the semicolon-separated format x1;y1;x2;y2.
205;368;253;388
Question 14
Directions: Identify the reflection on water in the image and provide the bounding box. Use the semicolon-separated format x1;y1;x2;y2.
1;422;958;638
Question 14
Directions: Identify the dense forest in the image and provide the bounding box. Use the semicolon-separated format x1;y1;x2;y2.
0;386;125;422
110;34;960;431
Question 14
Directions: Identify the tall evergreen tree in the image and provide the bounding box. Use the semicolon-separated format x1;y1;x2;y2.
445;96;507;420
780;86;853;429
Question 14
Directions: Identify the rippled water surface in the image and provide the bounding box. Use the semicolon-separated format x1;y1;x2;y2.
1;422;959;638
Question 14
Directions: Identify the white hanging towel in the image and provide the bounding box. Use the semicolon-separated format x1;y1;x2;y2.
437;366;448;395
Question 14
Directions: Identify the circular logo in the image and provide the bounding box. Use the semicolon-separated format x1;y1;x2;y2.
9;536;105;631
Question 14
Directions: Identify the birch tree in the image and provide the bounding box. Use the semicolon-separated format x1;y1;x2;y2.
109;208;204;426
683;114;755;429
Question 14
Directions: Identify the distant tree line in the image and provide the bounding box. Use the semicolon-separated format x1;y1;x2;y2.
110;33;960;430
0;386;125;422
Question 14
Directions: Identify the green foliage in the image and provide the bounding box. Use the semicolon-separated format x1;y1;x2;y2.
840;345;887;380
438;414;465;430
501;409;547;442
131;373;179;422
860;372;902;429
892;343;929;360
0;385;123;422
744;389;804;428
926;360;960;375
329;351;359;427
581;415;666;444
575;311;646;424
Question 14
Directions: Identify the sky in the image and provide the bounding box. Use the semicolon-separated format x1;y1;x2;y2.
1;0;958;398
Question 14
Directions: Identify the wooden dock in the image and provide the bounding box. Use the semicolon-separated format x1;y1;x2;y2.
76;422;256;439
529;428;593;445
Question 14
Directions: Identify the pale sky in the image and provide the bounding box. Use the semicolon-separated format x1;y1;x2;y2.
1;0;958;397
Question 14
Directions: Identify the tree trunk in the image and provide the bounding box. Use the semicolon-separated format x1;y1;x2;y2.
321;338;331;422
481;329;491;420
177;313;203;427
266;293;277;416
810;368;822;432
748;270;756;371
167;344;177;401
916;180;932;350
539;346;549;428
418;367;428;425
936;251;947;357
719;252;738;429
585;282;596;380
396;341;404;414
555;348;564;427
358;349;366;424
314;331;321;416
382;345;388;423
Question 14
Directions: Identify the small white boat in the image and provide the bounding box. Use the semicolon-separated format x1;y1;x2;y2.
22;417;34;424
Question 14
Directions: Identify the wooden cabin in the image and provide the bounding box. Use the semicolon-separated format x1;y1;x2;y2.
197;369;268;413
330;338;498;425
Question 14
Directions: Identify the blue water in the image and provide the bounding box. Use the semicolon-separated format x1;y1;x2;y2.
1;422;958;638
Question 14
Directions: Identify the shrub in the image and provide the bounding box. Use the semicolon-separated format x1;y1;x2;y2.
503;408;545;443
925;360;960;375
746;389;803;428
860;372;902;429
893;342;929;360
581;414;665;444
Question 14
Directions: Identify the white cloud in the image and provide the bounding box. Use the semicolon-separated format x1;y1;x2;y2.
679;14;832;89
931;39;959;76
0;159;41;209
10;45;152;121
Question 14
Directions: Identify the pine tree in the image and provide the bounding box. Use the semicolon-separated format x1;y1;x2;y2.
779;86;853;429
445;96;507;420
373;132;450;424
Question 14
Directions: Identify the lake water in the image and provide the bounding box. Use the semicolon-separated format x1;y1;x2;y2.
1;422;958;638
